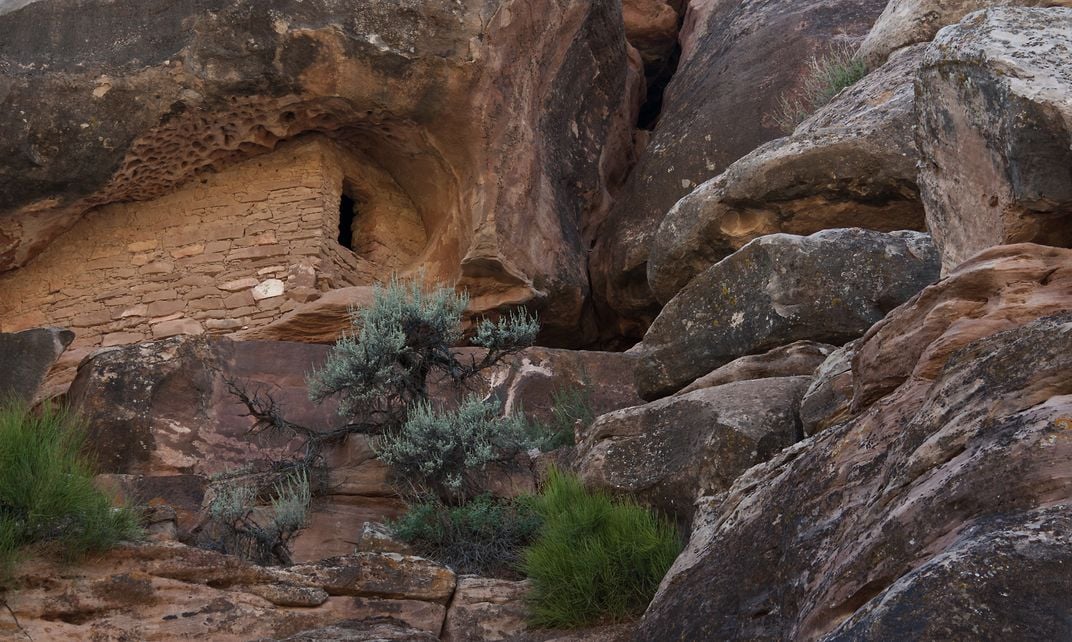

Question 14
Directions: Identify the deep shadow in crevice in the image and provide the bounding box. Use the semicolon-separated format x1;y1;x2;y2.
337;192;356;249
636;17;685;131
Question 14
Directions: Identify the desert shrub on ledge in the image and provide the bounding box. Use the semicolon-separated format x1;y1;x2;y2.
390;494;542;578
219;277;544;563
378;396;539;501
198;469;310;566
0;402;140;580
522;470;682;628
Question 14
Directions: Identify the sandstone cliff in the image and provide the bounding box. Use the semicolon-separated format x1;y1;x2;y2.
1;1;1071;640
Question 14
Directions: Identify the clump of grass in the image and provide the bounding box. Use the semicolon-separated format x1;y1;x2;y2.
773;42;869;134
390;494;542;578
0;402;140;579
521;470;682;628
519;383;598;452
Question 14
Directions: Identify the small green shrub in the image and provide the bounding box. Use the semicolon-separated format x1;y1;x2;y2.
522;470;682;628
390;494;542;578
376;396;539;501
0;402;140;578
200;468;310;566
773;42;869;133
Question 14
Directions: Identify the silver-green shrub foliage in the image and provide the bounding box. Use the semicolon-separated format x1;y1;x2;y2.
201;469;310;566
378;396;535;498
308;279;468;418
307;278;538;434
230;276;541;505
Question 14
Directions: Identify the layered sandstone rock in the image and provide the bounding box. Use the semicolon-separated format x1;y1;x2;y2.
639;246;1072;640
0;542;455;640
636;229;939;400
591;0;887;332
916;7;1072;272
0;326;73;401
852;243;1072;409
576;376;809;522
442;576;532;642
646;44;929;303
274;619;439;641
675;341;834;396
234;286;375;344
859;0;1072;65
0;0;640;343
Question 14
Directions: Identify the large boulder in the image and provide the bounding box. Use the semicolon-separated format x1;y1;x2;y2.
0;0;640;340
639;296;1072;639
636;229;939;400
916;7;1072;273
852;243;1072;410
288;553;456;603
0;326;74;402
646;44;928;303
676;341;834;396
590;0;887;333
859;0;1072;65
274;619;439;642
575;376;809;522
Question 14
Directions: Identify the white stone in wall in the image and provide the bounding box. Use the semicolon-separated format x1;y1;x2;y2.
252;279;285;301
220;277;259;292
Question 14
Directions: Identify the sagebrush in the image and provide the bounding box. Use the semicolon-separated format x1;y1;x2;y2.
377;396;541;501
197;468;310;566
197;467;310;565
0;402;140;579
522;470;682;628
772;42;868;133
224;277;544;554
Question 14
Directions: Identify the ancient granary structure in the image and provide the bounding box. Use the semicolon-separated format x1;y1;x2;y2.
0;135;429;349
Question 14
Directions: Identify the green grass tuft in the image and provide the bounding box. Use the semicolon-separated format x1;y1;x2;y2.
521;470;682;628
773;42;869;134
0;402;140;579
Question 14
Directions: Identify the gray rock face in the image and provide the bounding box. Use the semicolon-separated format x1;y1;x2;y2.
636;229;939;400
646;44;929;304
799;340;857;435
640;312;1072;641
858;0;1072;65
676;340;834;396
575;376;809;523
916;7;1072;272
0;327;74;402
590;0;888;333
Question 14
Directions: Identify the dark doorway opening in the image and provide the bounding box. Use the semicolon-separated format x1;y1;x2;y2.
338;193;356;249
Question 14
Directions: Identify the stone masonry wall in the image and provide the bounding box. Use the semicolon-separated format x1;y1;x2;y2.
0;136;366;349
